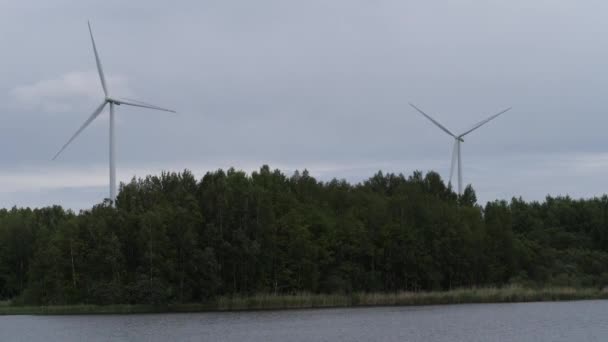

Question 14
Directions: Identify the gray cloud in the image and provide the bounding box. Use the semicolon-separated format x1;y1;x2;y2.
10;70;132;112
1;0;608;208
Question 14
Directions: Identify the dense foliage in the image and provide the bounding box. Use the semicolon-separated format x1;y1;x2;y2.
1;166;608;305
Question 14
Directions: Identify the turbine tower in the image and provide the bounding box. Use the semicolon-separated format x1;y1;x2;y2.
409;103;511;195
53;22;176;203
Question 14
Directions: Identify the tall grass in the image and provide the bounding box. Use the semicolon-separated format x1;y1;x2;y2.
352;285;608;306
1;286;607;315
215;293;350;311
216;286;608;310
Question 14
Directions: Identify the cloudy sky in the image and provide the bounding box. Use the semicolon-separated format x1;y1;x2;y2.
1;0;608;209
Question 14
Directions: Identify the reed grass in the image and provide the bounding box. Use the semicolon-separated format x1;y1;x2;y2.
352;285;607;306
1;286;607;315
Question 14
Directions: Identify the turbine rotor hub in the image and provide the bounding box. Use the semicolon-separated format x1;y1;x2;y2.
106;97;120;105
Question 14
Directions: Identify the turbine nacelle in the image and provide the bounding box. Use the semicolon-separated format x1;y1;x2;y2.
106;97;120;105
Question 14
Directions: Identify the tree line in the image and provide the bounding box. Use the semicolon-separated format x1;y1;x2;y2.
1;165;607;305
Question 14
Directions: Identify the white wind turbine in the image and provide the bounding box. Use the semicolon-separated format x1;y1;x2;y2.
53;22;176;202
409;103;511;195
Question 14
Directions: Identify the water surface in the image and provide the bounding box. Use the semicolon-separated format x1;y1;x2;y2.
1;300;607;341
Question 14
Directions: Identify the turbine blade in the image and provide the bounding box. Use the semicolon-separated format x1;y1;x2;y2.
459;107;512;138
120;97;162;108
409;103;456;138
52;101;107;160
88;21;108;96
449;140;458;187
116;98;176;113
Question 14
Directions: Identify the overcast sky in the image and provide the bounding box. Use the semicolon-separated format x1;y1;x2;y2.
1;0;608;209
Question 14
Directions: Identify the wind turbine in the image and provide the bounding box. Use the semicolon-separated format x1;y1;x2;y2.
53;22;176;202
409;103;511;195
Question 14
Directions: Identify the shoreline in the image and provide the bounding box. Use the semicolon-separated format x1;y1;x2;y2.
1;286;607;315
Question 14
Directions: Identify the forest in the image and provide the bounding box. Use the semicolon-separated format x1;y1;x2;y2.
1;165;608;305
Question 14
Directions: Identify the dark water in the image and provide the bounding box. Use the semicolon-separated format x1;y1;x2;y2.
1;300;607;342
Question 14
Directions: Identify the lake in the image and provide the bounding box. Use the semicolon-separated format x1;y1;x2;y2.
1;300;607;341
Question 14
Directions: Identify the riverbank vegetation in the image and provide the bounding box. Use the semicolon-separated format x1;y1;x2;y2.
1;286;606;315
1;166;608;309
